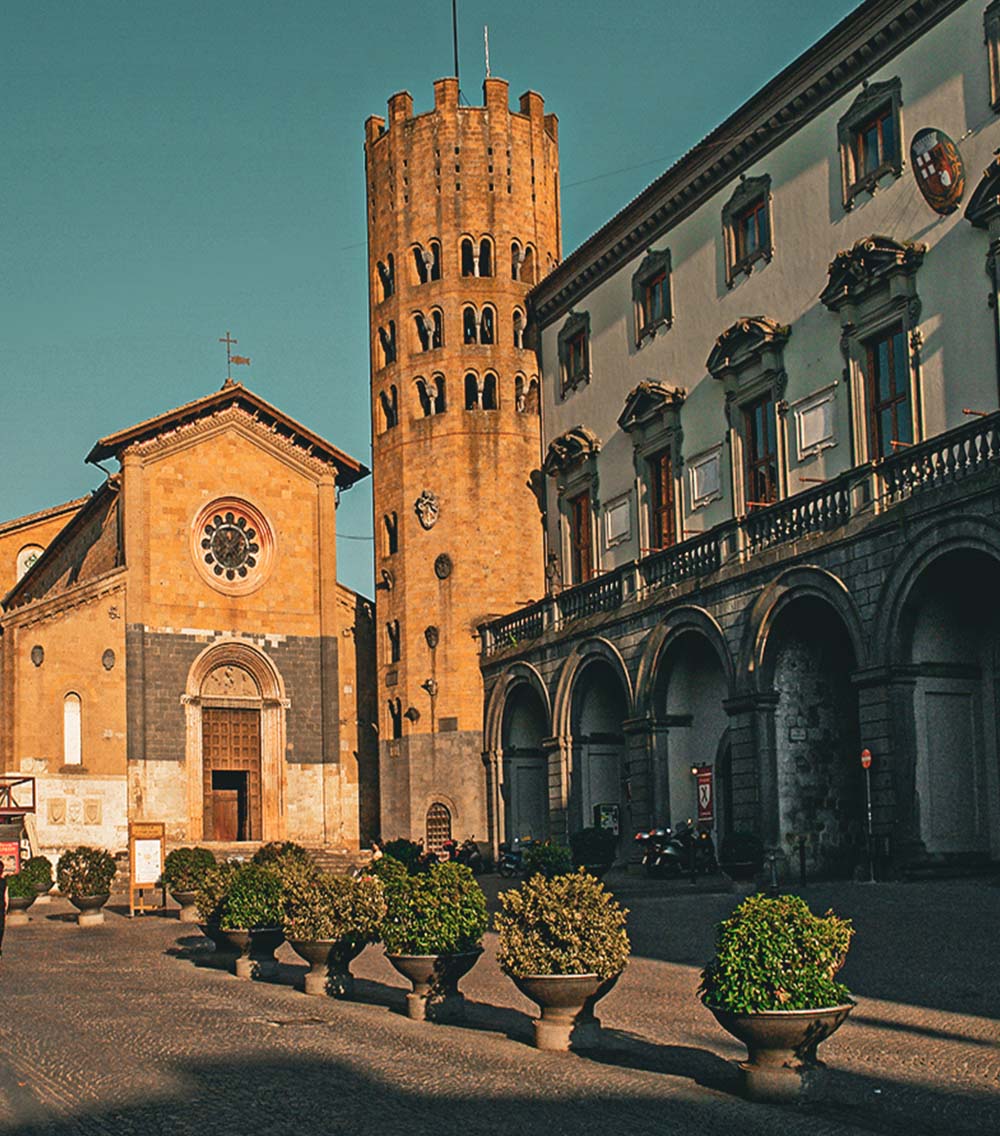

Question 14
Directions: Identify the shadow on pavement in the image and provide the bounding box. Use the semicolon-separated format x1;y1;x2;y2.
580;1029;740;1094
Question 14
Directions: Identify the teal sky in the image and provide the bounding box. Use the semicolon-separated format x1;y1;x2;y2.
1;1;856;596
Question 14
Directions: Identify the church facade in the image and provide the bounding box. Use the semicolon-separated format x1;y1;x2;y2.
480;0;1000;875
0;383;377;857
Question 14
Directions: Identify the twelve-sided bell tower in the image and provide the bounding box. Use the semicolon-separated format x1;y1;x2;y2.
364;76;560;847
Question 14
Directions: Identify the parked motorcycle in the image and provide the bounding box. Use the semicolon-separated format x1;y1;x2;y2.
443;836;486;874
634;826;684;878
497;836;533;878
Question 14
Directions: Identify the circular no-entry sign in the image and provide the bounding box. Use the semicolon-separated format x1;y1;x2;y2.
860;748;872;769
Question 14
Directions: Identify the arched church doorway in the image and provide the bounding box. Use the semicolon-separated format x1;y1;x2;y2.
570;660;628;839
654;632;729;834
501;681;549;842
425;801;452;855
764;597;861;878
899;550;1000;861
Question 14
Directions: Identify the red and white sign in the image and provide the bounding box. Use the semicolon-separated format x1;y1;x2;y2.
860;748;872;770
696;766;714;823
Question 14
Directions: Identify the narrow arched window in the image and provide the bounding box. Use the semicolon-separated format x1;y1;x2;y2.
461;238;476;277
431;373;446;414
521;245;535;286
413;244;431;284
463;306;478;344
464;372;480;410
479;237;493;277
415;313;431;352
378;321;396;367
513;309;526;350
386;620;401;664
511;241;523;280
416;377;433;417
383;513;398;555
389;698;402;740
377;255;394;300
480;306;495;345
429;240;442;281
431;309;443;348
482;372;498;411
16;545;43;581
63;693;82;766
379;386;398;431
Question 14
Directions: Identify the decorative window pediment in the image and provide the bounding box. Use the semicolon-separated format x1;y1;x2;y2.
721;175;773;287
966;155;1000;234
542;425;602;478
706;317;790;394
820;235;925;325
617;380;685;434
837;78;903;209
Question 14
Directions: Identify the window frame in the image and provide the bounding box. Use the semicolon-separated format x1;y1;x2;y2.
837;78;904;210
721;174;773;287
631;248;673;344
987;1;1000;113
568;490;594;584
742;392;780;509
557;310;591;398
864;323;913;461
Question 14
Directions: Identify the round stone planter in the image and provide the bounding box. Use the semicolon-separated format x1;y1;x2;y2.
219;927;285;980
511;972;621;1052
706;1002;854;1102
33;880;54;906
169;889;200;923
69;893;110;927
7;893;36;926
289;939;365;997
385;948;483;1022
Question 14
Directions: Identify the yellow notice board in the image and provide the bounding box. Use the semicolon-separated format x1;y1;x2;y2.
128;821;166;916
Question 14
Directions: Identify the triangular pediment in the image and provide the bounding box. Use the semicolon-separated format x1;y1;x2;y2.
542;426;601;476
617;381;685;433
86;383;368;489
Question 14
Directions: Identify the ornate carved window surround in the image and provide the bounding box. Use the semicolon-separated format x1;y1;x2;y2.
543;426;602;585
557;310;591;397
707;317;791;513
618;381;686;551
820;234;926;464
721;175;773;287
631;249;673;343
837;78;904;210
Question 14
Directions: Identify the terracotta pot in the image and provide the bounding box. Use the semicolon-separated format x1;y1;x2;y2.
170;889;200;923
512;972;621;1051
7;893;36;926
385;948;483;1021
219;926;284;980
69;893;110;926
289;938;365;997
706;1002;854;1102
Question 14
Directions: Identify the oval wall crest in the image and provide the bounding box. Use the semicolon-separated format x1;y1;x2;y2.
910;128;965;214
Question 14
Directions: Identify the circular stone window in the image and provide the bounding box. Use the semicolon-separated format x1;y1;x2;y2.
191;498;275;595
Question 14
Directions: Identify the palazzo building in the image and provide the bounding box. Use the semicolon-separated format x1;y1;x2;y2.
480;0;1000;875
0;382;377;857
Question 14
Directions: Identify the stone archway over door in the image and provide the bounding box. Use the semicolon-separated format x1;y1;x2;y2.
501;682;550;842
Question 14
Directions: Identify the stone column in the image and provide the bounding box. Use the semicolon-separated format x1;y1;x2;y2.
542;735;572;844
482;748;501;861
723;692;779;841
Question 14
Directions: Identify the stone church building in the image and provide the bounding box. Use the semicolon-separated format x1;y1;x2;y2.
0;383;378;857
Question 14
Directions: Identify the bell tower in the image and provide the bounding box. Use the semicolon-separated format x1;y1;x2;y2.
364;77;560;847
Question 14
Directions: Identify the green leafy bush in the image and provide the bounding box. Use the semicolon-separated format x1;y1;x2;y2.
56;847;116;897
6;872;36;899
381;839;424;873
569;827;617;867
495;869;630;979
381;861;487;955
194;860;240;923
220;862;284;931
284;872;386;946
23;856;53;889
699;893;854;1013
522;841;573;880
162;847;217;892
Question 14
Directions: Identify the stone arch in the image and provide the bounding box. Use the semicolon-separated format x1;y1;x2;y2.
551;638;634;736
741;565;867;692
484;662;552;753
634;605;734;718
182;639;288;844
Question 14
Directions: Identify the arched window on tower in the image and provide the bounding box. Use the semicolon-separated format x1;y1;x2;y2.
389;698;402;740
383;512;398;555
515;374;539;414
511;240;523;280
428;240;441;280
513;308;526;349
465;372;498;410
461;237;476;277
430;373;446;414
386;619;400;664
482;371;498;410
63;692;82;766
521;245;536;285
463;306;478;344
416;376;433;417
414;309;442;353
379;385;398;431
377;254;394;301
16;544;43;581
378;321;396;367
479;305;495;345
414;241;442;284
478;237;493;277
464;371;480;410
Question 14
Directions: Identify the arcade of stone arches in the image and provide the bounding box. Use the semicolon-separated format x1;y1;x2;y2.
484;542;1000;877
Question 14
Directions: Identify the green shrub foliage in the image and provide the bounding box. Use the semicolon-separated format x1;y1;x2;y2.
569;827;617;867
194;860;240;923
699;893;854;1013
23;856;53;888
283;872;386;946
495;869;630;979
219;862;285;931
7;871;36;899
56;847;116;897
380;839;424;873
162;847;217;892
381;861;487;955
522;841;573;880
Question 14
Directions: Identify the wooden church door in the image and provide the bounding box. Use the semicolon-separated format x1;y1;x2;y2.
202;708;262;841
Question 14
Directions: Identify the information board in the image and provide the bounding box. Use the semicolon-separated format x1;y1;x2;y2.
0;840;21;876
128;822;165;916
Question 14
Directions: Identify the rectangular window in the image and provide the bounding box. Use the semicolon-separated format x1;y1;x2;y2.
734;198;768;264
641;271;669;330
565;330;587;384
865;325;911;460
648;449;676;550
569;491;593;583
838;79;903;208
743;394;779;508
853;106;896;180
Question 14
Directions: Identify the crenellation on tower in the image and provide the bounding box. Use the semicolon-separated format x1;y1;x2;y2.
365;78;560;848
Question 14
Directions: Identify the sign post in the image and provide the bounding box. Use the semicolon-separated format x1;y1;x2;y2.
694;766;714;825
860;748;874;883
128;822;166;917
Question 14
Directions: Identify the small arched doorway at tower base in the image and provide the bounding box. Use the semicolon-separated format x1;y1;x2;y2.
500;681;550;843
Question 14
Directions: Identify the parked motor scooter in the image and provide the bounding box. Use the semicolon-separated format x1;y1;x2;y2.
670;819;718;875
497;836;532;878
456;836;485;874
633;826;685;878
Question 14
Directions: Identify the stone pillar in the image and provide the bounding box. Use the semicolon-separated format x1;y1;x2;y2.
621;717;669;837
543;735;572;844
482;748;501;861
723;692;779;841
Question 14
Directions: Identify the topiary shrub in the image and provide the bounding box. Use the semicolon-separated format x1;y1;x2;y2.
194;860;240;923
56;847;116;897
6;871;36;899
495;868;630;980
569;827;617;868
699;893;854;1013
522;841;573;880
23;855;53;889
162;847;217;893
381;861;487;955
219;862;284;931
284;872;386;947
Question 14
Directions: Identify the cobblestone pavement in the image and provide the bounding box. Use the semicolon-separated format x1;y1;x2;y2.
0;876;997;1136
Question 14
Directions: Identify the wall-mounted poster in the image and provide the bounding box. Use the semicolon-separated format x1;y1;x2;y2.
0;840;21;876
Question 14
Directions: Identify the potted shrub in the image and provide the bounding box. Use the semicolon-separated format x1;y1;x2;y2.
284;872;386;997
718;831;764;882
495;868;630;1051
382;860;487;1021
23;855;54;900
6;871;37;926
217;862;285;979
699;893;855;1102
569;827;617;877
194;860;240;962
56;846;116;925
522;841;573;880
252;841;311;870
162;847;217;922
